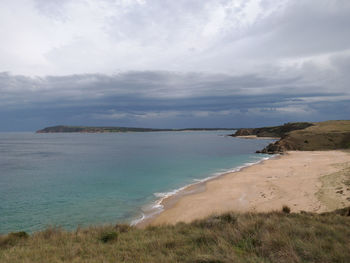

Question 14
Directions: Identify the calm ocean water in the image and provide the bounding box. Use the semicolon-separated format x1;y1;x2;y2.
0;131;275;233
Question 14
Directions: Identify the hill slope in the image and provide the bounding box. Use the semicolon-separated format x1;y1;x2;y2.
257;120;350;153
230;122;314;138
232;120;350;153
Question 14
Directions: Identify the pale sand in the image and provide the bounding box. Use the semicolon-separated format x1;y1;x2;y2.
147;151;350;226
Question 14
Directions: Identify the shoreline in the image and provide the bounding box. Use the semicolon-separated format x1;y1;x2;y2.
139;150;350;227
134;154;279;227
234;135;280;140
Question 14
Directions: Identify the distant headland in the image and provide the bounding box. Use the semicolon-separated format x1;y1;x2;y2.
230;120;350;153
36;125;235;133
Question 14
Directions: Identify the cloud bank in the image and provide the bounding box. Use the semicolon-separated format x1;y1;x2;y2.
0;0;349;130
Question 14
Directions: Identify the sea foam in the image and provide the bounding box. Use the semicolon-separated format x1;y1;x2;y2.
131;154;276;226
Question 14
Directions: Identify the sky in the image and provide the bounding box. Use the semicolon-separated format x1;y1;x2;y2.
0;0;350;131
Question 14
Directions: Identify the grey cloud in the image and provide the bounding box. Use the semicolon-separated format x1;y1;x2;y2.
240;0;350;58
0;58;348;131
0;0;349;130
0;67;342;110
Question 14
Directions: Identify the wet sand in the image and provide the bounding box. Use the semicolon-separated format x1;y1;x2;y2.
143;151;350;226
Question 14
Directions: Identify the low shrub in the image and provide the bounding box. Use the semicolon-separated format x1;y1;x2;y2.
99;231;118;243
0;231;29;248
282;205;291;214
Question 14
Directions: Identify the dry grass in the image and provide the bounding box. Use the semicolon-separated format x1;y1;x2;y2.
283;120;350;151
1;208;350;263
258;120;350;153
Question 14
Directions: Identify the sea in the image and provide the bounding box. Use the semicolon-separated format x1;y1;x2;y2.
0;131;276;234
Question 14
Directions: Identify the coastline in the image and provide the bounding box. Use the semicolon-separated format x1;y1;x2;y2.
133;154;276;227
234;135;280;140
139;150;350;227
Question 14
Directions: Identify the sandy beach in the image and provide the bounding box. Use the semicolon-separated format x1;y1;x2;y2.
144;150;350;226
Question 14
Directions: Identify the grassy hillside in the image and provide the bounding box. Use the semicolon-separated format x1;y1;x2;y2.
257;120;350;153
231;122;313;138
1;207;350;263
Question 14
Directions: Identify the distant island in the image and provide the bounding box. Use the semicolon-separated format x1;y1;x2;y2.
36;125;236;133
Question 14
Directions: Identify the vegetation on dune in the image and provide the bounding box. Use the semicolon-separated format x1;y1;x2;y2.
1;207;350;263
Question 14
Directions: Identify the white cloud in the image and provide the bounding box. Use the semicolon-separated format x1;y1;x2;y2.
4;0;347;76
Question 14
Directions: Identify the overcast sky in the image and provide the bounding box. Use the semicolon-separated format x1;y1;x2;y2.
1;0;349;131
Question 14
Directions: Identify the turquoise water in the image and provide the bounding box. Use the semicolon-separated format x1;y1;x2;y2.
0;131;274;234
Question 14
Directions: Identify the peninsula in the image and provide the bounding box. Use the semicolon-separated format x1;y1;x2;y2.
231;120;350;153
36;125;235;133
